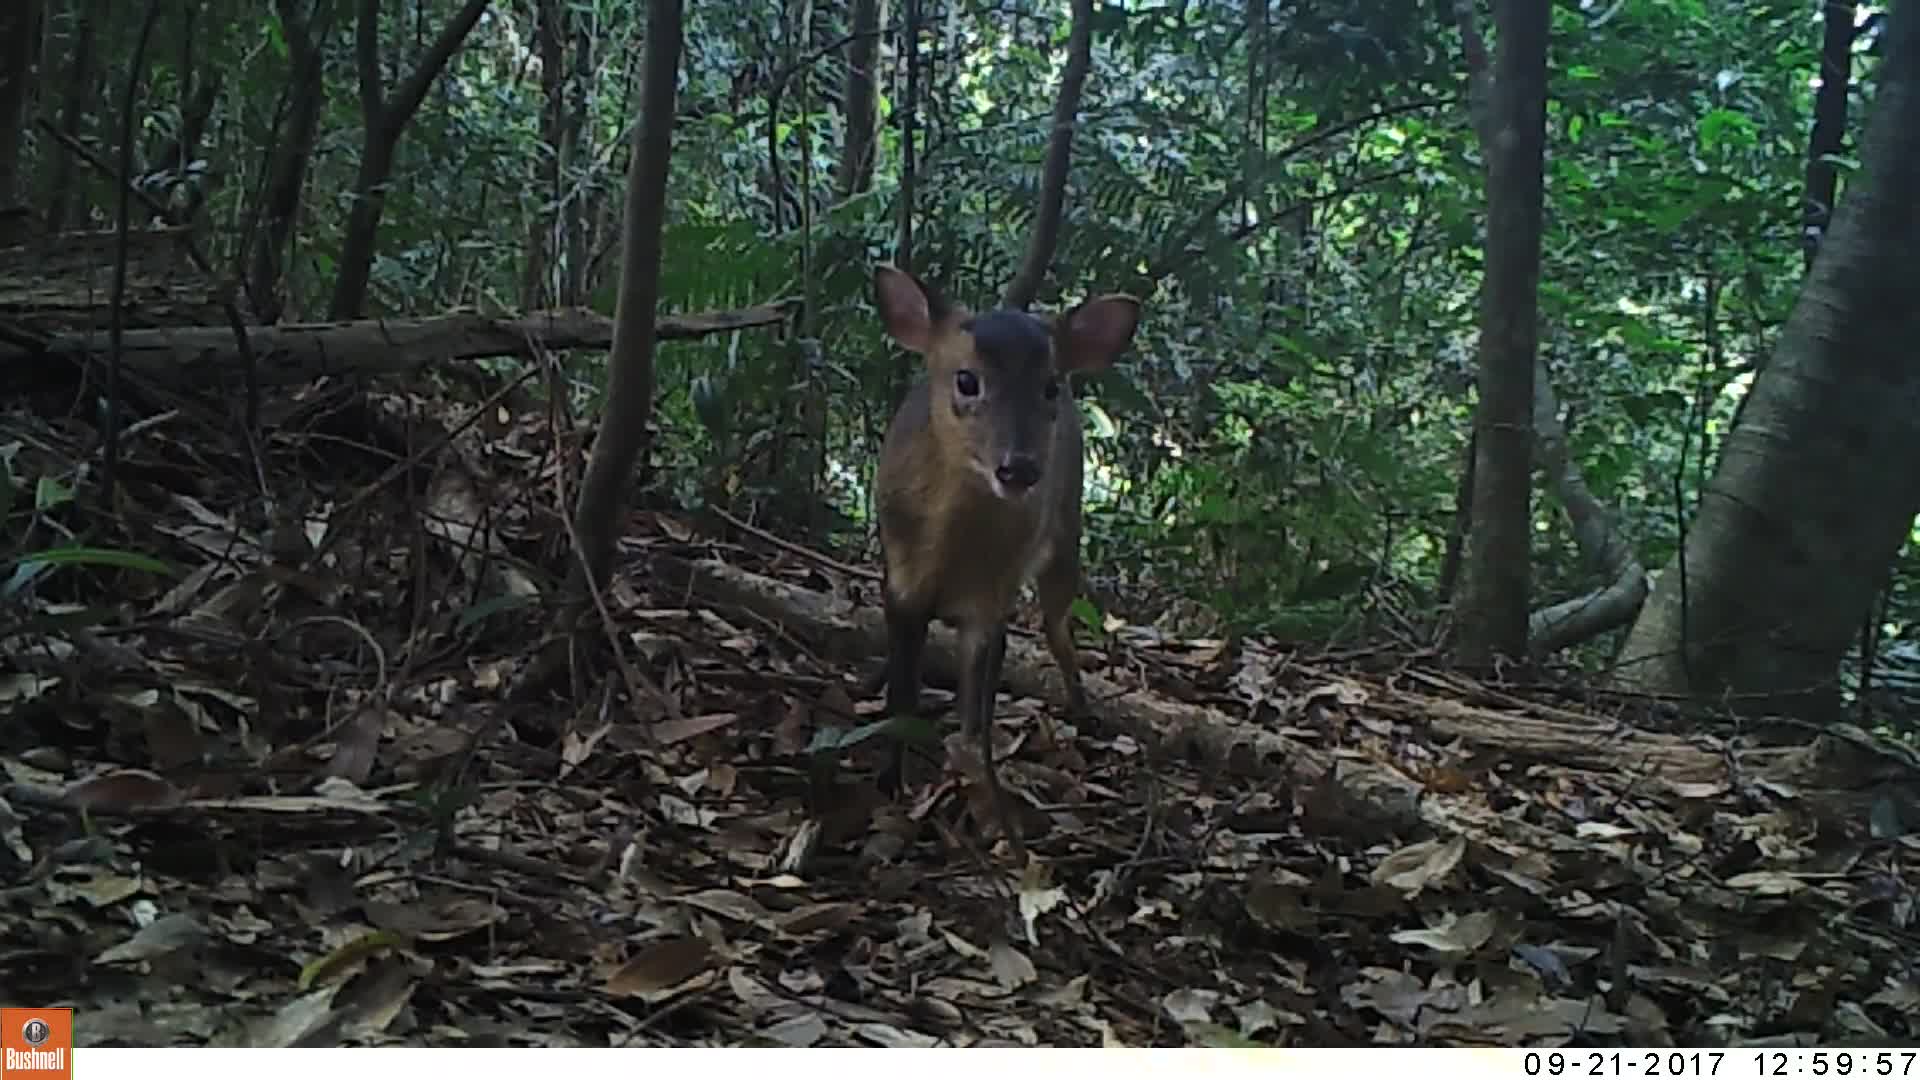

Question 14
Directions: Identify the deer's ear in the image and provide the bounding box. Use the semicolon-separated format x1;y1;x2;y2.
875;265;943;353
1057;294;1141;372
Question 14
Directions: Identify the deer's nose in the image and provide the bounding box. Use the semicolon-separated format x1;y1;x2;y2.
996;455;1041;491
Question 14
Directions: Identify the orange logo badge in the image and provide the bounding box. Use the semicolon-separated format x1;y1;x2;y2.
0;1008;71;1080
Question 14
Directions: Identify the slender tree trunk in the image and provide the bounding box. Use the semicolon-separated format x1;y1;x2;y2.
1453;0;1549;668
0;0;41;208
895;0;918;272
1803;0;1857;271
1001;0;1094;311
569;0;682;592
522;0;565;311
333;133;397;315
1240;0;1265;226
559;12;593;305
43;0;91;232
250;0;334;322
1438;429;1476;606
329;0;491;319
795;0;828;535
1614;0;1920;719
836;0;882;199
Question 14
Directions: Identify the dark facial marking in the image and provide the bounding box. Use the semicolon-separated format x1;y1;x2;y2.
963;311;1053;374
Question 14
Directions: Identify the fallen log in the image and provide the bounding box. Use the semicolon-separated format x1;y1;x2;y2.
4;301;796;386
647;554;1920;845
649;553;1429;834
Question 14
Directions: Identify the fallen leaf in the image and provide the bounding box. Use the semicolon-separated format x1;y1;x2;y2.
560;718;614;772
605;936;716;997
1034;974;1089;1009
298;930;404;990
0;672;60;704
1185;1022;1265;1047
761;1011;828;1047
657;793;720;829
246;987;340;1048
776;902;857;937
1160;987;1219;1025
654;712;740;746
94;913;209;965
65;871;144;907
1444;991;1627;1040
62;769;186;812
1866;981;1920;1014
1833;1000;1889;1039
854;1022;941;1047
1302;679;1370;707
1371;834;1467;895
1627;965;1731;1002
941;930;987;960
364;897;505;942
1512;942;1573;987
1244;877;1315;932
1017;861;1065;944
1575;821;1637;841
1667;780;1730;799
987;940;1036;990
679;887;774;928
728;967;787;1015
324;704;389;784
1232;997;1299;1036
1389;910;1497;955
1725;870;1805;896
1344;968;1441;1025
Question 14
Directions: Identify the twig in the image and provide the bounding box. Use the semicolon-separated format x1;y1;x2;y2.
711;505;877;580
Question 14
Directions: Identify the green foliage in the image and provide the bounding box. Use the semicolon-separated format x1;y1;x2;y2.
21;0;1905;654
0;446;174;605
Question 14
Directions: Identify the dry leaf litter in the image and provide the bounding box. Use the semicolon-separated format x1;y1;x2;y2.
2;381;1918;1048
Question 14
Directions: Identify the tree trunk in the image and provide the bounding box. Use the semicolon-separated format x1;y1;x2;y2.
329;0;492;319
1524;353;1648;654
1613;0;1920;719
1437;429;1475;606
1001;0;1094;311
1803;0;1857;271
559;12;593;306
250;0;335;323
43;0;94;233
522;0;565;311
1240;0;1266;226
0;0;40;208
894;0;918;271
835;0;882;200
331;134;398;318
568;0;682;593
1453;0;1549;668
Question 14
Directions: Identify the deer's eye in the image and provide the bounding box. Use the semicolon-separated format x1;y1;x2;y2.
954;370;981;397
1043;378;1061;401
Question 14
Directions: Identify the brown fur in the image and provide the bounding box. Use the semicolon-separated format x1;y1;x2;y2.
869;264;1140;845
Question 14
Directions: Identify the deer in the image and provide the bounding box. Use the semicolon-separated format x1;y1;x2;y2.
866;264;1141;852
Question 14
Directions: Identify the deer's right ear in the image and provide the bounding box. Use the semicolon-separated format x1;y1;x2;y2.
874;265;942;353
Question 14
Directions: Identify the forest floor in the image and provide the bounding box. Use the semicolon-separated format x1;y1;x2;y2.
4;378;1920;1048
